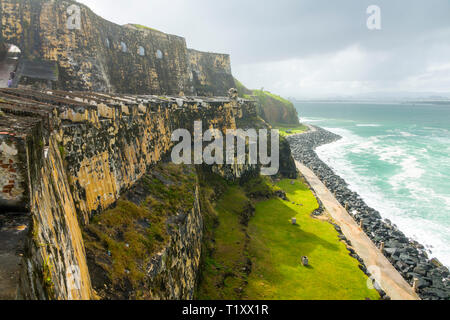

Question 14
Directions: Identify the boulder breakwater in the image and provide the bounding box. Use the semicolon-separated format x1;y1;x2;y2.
287;127;450;300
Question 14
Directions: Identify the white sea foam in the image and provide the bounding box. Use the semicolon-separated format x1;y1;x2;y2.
301;117;325;123
356;124;382;127
388;155;425;189
315;127;450;267
399;131;417;137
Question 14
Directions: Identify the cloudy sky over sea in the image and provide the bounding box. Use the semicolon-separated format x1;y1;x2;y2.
78;0;450;98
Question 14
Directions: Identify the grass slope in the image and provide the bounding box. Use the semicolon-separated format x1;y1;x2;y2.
275;124;309;137
196;186;251;300
196;175;380;300
234;78;299;126
251;90;300;126
245;179;380;300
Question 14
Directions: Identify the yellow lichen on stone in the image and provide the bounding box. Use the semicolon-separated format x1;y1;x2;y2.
73;151;117;220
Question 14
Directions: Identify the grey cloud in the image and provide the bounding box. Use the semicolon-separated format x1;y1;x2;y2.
78;0;450;96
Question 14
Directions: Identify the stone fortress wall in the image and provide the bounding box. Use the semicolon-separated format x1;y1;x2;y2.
0;0;260;301
0;88;257;299
0;0;235;96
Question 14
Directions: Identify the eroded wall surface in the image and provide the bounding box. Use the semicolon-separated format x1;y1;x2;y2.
0;0;235;96
0;88;256;300
188;49;235;97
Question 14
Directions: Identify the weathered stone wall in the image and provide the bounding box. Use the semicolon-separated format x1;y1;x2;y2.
0;105;91;300
55;93;249;224
0;135;27;210
0;0;235;96
18;133;92;300
0;88;257;300
188;49;235;96
86;164;204;300
145;184;203;300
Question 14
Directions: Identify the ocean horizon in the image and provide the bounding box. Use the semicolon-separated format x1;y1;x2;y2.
296;101;450;268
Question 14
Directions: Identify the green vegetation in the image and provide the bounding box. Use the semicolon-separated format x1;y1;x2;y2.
275;124;309;137
234;79;300;126
234;78;253;98
252;90;291;106
84;200;167;286
42;257;55;300
246;179;379;300
196;185;252;300
196;174;380;300
131;24;162;33
84;164;196;290
58;145;66;159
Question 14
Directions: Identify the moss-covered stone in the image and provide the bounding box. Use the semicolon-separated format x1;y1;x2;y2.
84;163;202;300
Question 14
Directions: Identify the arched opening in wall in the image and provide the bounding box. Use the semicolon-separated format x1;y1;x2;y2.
138;46;145;56
0;43;21;88
156;49;163;59
121;42;128;53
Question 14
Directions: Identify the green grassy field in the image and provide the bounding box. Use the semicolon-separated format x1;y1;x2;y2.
196;176;380;300
275;124;309;137
245;179;380;300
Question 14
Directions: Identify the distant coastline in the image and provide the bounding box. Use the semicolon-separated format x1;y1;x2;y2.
292;99;450;106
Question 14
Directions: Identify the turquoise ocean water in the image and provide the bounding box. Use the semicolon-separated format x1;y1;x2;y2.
295;102;450;267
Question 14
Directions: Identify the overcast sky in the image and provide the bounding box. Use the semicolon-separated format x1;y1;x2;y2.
78;0;450;98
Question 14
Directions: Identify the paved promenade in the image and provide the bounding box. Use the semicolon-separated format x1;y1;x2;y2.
296;161;420;300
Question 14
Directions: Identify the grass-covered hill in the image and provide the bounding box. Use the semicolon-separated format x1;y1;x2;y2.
195;172;380;300
235;79;300;126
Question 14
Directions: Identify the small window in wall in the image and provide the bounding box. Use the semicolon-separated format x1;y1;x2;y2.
121;42;127;53
156;49;163;59
105;38;110;48
138;46;145;56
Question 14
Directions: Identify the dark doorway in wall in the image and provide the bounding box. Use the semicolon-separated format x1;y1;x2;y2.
0;43;21;88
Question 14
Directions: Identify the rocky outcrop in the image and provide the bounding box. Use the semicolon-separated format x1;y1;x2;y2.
235;79;299;126
0;0;234;96
278;137;298;179
0;88;256;300
288;127;450;300
252;90;299;126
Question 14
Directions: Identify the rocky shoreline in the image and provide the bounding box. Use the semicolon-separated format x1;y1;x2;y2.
287;126;450;300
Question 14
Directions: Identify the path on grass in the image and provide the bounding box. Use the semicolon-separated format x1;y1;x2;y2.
296;161;420;300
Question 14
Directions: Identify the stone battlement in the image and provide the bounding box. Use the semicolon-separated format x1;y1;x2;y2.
0;88;256;217
0;88;256;300
0;0;236;95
